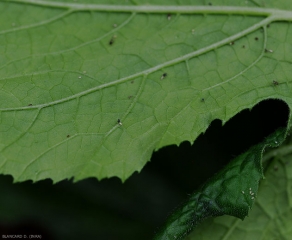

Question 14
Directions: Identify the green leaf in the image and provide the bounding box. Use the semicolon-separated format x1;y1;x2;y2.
153;128;287;239
0;0;292;183
185;138;292;240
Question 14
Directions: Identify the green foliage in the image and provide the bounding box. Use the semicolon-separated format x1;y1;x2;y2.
186;137;292;240
1;0;292;183
1;1;292;239
154;128;287;239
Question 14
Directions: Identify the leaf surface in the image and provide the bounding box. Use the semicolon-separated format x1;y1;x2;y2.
185;137;292;240
0;0;292;183
154;128;287;239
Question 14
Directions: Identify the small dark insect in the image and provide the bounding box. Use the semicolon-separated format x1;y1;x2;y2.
255;37;259;41
265;48;273;53
161;73;167;80
28;104;32;106
109;35;117;45
229;41;234;45
131;80;134;84
242;45;245;48
267;24;270;28
201;98;205;102
208;2;212;5
117;119;122;126
67;135;70;138
273;80;279;86
128;95;133;99
167;13;171;20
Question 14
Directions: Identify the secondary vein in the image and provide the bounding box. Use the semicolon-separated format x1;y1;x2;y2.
0;16;275;112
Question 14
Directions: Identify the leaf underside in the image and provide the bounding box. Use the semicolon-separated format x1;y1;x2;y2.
1;0;292;184
2;1;292;240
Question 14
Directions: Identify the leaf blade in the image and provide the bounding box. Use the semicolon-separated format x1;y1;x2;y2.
154;128;287;240
0;0;292;183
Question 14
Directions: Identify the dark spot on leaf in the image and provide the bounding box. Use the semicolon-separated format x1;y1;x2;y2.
67;135;70;138
167;14;172;20
272;80;279;86
131;80;134;84
208;2;212;5
201;98;205;102
255;37;258;41
28;104;32;106
109;35;117;45
274;165;278;171
161;73;167;79
229;41;234;45
117;119;122;126
242;45;245;48
128;95;133;99
267;24;270;28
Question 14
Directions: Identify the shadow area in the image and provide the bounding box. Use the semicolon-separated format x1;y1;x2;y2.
0;99;289;240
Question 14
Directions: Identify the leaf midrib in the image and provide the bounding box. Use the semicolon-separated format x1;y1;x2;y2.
5;0;292;20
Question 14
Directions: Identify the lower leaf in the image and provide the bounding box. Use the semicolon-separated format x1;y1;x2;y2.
154;127;287;240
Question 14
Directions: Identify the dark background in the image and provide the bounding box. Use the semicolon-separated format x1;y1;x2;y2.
0;99;289;240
